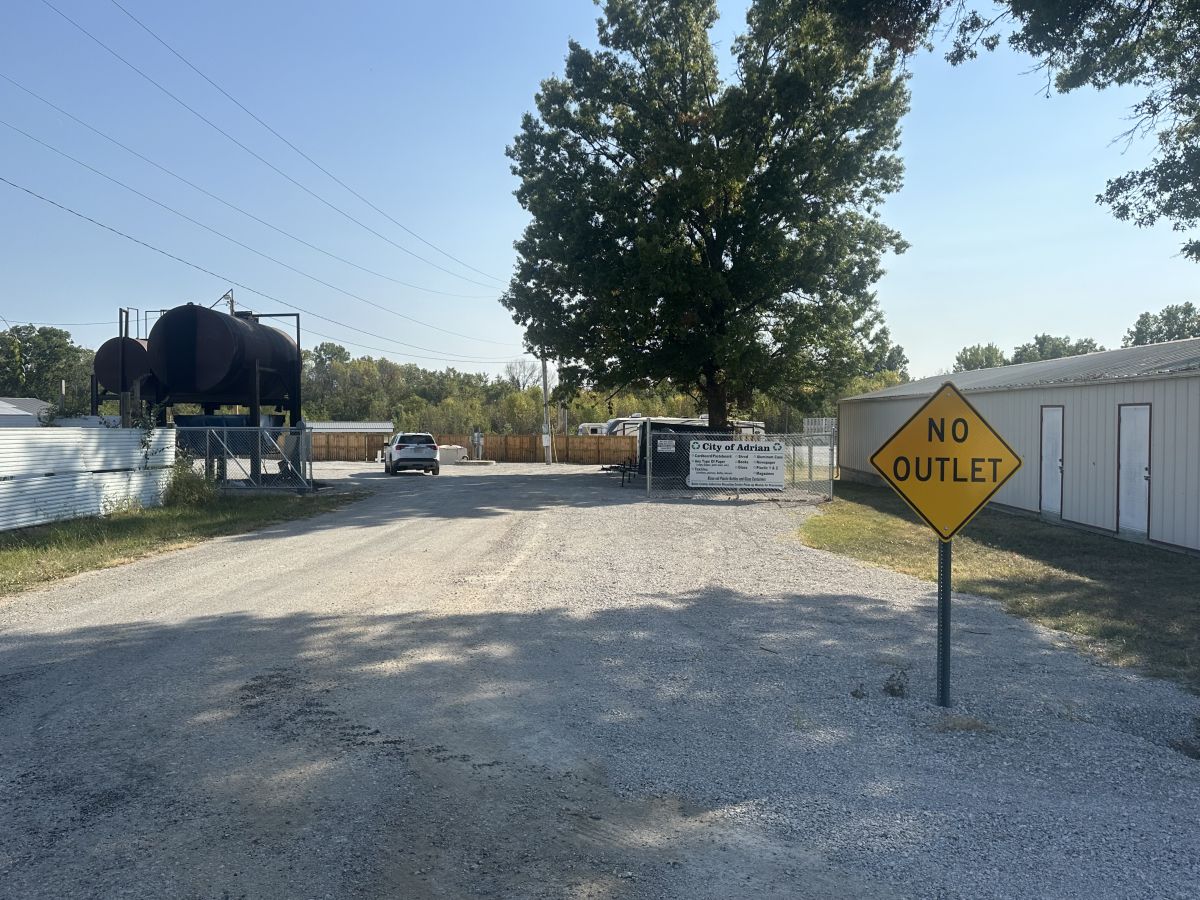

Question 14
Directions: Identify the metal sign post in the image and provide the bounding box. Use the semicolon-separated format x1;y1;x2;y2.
937;538;952;707
870;382;1022;707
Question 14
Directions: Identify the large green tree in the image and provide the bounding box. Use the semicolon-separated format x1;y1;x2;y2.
0;325;94;414
822;0;1200;259
502;0;909;427
1124;302;1200;345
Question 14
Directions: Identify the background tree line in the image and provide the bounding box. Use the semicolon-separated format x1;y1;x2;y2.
953;303;1200;371
301;340;895;433
5;301;1191;429
0;324;900;431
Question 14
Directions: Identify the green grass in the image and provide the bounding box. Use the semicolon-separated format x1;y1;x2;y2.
801;481;1200;689
0;490;361;596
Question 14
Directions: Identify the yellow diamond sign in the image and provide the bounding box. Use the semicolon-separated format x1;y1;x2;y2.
870;382;1022;541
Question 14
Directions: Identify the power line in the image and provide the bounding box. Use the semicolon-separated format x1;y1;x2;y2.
301;327;523;365
1;306;522;363
38;0;499;290
8;313;518;365
0;319;112;327
107;0;505;285
0;117;513;346
247;310;519;364
0;175;517;362
0;71;493;301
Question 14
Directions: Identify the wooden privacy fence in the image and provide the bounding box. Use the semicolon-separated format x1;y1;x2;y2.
311;431;389;462
309;431;637;464
435;433;637;465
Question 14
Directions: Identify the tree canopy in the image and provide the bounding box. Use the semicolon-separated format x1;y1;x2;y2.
503;0;910;427
0;325;94;415
1124;302;1200;345
864;326;909;379
1010;334;1104;364
821;0;1200;260
952;334;1102;371
953;342;1008;371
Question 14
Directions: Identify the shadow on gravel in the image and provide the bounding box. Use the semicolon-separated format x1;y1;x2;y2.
0;587;934;899
1;588;1196;898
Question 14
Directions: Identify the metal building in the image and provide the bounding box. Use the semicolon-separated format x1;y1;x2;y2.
0;398;51;427
838;338;1200;552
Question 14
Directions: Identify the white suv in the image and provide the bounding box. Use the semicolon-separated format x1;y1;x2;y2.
384;432;440;476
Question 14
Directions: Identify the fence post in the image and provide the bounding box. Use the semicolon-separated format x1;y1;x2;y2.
645;424;652;496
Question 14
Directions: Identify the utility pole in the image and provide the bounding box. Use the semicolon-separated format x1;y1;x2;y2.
541;356;552;465
225;290;236;315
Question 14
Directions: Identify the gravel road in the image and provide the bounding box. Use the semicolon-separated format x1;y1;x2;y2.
1;463;1197;899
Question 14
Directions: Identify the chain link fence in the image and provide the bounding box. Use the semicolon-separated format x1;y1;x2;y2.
174;427;313;491
645;427;835;500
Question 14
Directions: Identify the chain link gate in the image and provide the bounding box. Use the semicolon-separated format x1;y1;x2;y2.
174;427;313;491
645;426;834;501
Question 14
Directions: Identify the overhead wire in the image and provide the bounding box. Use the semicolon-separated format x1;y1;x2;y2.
107;0;505;285
38;0;500;290
0;176;518;363
0;116;514;346
5;313;522;365
0;319;113;327
0;72;492;300
295;326;525;365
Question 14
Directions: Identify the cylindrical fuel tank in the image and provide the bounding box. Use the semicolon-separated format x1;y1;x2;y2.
94;336;154;393
147;304;298;403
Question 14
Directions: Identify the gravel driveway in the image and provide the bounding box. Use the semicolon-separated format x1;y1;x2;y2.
0;463;1196;899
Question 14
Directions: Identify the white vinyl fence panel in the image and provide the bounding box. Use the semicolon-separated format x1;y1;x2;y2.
0;427;176;532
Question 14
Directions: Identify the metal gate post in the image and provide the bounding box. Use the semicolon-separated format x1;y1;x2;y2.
645;424;652;496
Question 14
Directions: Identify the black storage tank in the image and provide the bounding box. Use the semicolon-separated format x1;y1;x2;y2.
94;336;157;394
147;304;300;414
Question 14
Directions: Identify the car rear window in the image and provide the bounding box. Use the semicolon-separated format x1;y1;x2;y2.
398;434;435;444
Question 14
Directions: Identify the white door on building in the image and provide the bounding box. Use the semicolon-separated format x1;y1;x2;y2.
1040;406;1063;515
1118;404;1151;534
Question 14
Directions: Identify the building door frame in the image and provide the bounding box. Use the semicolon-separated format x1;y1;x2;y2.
1039;405;1064;516
1116;403;1151;535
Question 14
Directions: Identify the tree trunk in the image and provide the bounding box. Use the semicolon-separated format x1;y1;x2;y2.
705;379;729;430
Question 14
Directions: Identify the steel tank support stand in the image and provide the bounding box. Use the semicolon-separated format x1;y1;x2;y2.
249;360;262;482
937;538;952;707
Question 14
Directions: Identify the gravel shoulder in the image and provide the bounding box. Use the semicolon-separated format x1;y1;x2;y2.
0;463;1196;899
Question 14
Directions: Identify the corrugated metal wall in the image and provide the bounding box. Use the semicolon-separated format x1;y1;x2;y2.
0;427;176;532
838;375;1200;551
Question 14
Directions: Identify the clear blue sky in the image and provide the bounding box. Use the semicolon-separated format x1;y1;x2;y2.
0;0;1194;379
